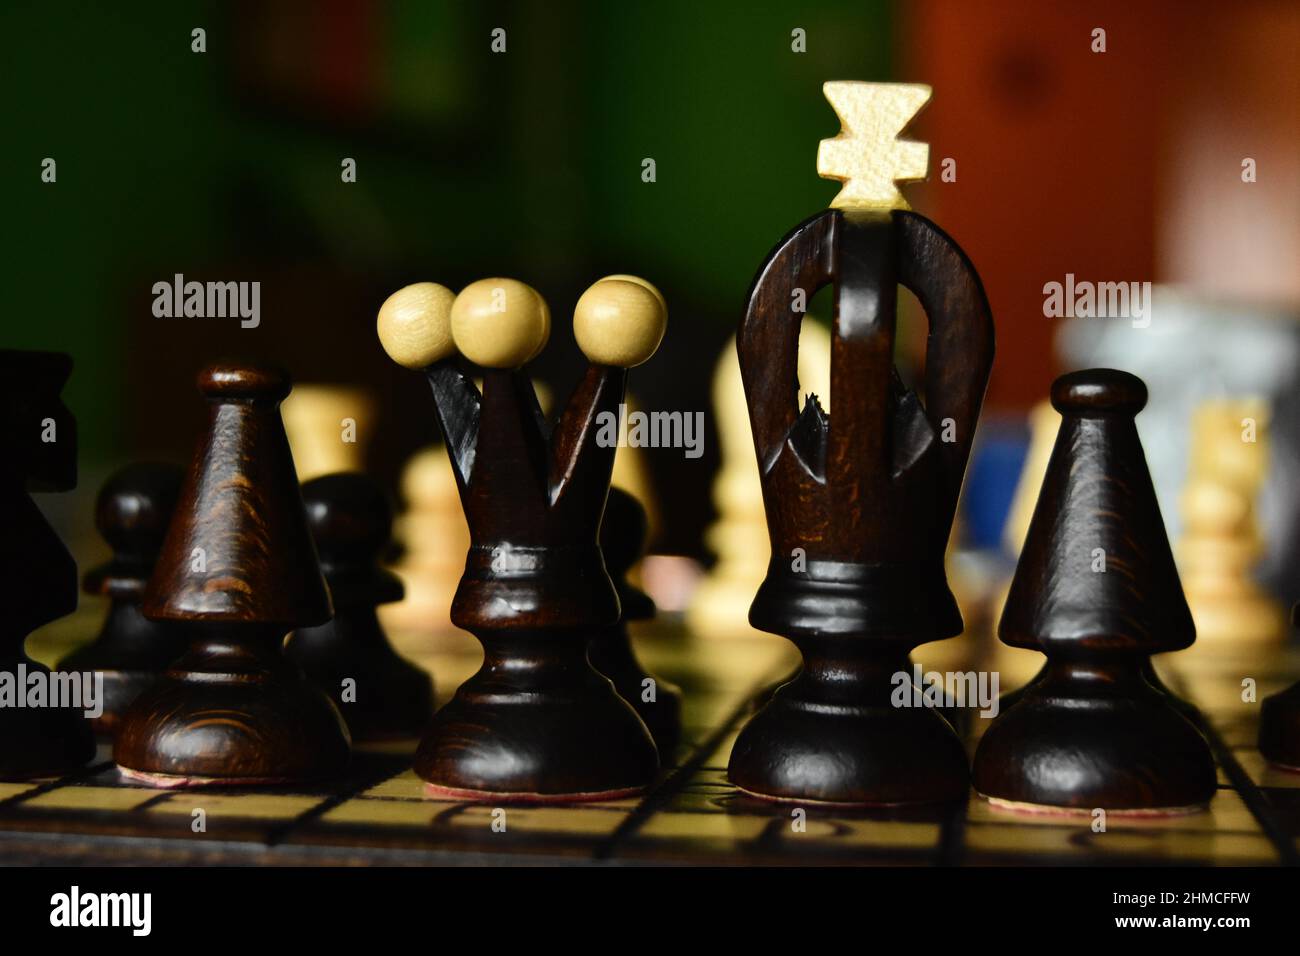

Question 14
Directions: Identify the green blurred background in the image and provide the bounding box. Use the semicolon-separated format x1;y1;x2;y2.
5;0;1298;579
2;0;893;555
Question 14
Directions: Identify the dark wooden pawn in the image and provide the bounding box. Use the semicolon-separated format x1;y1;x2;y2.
114;366;350;787
1258;603;1300;771
728;208;994;806
588;487;682;757
59;462;186;736
285;473;434;742
0;350;95;778
972;370;1216;813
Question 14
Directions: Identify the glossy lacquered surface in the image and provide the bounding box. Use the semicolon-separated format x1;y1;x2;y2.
973;369;1217;811
114;365;350;786
728;209;994;806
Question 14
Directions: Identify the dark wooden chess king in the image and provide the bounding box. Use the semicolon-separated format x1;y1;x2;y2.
727;206;994;807
286;472;434;742
377;275;666;801
589;486;683;756
114;366;351;787
58;462;186;736
972;370;1216;813
0;350;96;779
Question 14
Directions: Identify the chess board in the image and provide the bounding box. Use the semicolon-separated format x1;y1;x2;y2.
4;610;1298;866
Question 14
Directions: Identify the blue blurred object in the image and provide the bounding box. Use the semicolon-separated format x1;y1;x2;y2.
962;417;1031;551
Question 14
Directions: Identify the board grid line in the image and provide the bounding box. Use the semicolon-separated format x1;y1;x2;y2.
0;759;114;811
1160;662;1298;867
593;667;782;861
1200;719;1298;866
263;758;406;848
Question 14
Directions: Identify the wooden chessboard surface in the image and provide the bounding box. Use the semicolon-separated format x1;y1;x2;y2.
3;611;1298;866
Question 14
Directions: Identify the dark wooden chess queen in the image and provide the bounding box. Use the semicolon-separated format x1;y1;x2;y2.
114;367;351;787
0;350;95;778
973;370;1216;813
59;462;186;736
728;208;994;806
377;276;665;800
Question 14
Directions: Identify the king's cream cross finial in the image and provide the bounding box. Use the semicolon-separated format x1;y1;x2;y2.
817;81;931;211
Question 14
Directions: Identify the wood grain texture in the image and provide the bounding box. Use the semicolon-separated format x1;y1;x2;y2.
114;365;350;786
972;369;1217;811
0;350;95;779
285;472;434;742
376;282;457;369
58;462;186;736
727;208;993;806
141;367;332;626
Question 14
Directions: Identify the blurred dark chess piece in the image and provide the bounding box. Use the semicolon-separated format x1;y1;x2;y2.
0;350;95;778
588;487;682;757
114;366;351;787
972;370;1216;814
377;275;663;801
58;462;185;737
1259;603;1300;771
285;472;434;742
727;82;994;806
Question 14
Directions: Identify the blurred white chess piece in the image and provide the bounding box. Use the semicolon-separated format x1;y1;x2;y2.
1057;285;1300;595
687;323;830;637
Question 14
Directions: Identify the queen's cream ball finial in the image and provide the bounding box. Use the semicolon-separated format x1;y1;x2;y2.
573;275;666;368
377;282;457;369
450;278;550;369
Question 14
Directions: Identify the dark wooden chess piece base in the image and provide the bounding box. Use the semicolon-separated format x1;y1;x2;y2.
1259;603;1300;771
114;367;350;787
972;370;1216;814
728;209;994;806
0;350;95;779
58;462;186;736
588;487;682;757
286;472;434;742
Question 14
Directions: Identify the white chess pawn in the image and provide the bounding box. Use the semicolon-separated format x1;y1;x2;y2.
1178;399;1284;655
